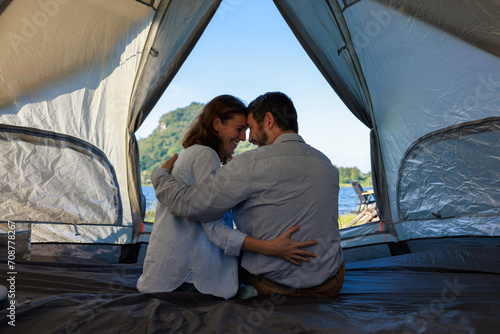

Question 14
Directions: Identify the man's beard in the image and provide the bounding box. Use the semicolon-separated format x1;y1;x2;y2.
255;124;268;147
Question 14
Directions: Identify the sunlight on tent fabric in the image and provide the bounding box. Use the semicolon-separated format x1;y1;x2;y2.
0;0;154;108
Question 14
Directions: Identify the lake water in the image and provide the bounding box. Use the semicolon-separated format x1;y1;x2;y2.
142;185;368;215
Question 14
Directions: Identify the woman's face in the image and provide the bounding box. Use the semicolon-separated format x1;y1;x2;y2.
215;113;248;156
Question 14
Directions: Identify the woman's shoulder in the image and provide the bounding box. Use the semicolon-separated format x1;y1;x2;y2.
183;144;216;155
180;145;220;163
176;145;221;182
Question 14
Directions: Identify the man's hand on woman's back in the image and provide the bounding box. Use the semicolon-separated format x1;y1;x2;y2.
161;153;178;173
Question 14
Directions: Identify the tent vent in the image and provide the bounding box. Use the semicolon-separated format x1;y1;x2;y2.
388;241;411;256
341;0;362;12
0;0;12;16
135;0;157;10
149;47;159;57
431;212;442;219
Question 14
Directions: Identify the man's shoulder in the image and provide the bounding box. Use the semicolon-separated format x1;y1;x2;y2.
231;144;274;163
272;137;333;162
233;137;333;165
301;142;334;164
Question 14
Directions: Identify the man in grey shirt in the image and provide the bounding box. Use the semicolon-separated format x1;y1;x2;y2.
153;92;344;297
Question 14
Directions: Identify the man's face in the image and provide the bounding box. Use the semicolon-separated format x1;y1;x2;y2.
247;112;268;147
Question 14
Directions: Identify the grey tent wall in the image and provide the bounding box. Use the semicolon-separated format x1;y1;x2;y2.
370;129;392;232
374;0;500;59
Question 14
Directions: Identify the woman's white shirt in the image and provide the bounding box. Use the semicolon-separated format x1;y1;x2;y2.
137;145;247;299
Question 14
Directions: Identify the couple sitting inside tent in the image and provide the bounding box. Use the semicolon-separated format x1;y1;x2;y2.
136;92;344;299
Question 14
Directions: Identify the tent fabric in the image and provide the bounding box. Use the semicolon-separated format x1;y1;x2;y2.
0;0;221;256
0;0;498;264
1;245;500;333
0;125;122;226
0;0;155;246
1;1;499;331
397;118;500;222
375;0;500;58
275;0;500;250
340;0;500;234
0;0;155;108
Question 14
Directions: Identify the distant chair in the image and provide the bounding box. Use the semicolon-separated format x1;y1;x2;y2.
351;180;375;213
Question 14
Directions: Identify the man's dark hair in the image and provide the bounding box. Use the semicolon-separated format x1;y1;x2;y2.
247;92;298;133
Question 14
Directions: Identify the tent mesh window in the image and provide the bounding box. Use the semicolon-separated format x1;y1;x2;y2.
0;126;122;225
397;118;500;221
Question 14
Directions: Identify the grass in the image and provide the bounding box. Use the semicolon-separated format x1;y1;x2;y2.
145;202;157;223
340;182;372;188
338;213;358;229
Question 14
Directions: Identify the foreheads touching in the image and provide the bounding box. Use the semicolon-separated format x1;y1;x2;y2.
247;92;299;134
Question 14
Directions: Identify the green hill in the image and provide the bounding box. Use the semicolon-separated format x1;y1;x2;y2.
139;102;257;182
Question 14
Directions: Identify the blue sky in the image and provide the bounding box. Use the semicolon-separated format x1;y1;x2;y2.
136;0;371;172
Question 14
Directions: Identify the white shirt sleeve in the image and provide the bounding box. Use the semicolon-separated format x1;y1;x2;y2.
201;215;246;257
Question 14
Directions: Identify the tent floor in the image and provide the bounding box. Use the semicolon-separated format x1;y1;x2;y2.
1;245;500;333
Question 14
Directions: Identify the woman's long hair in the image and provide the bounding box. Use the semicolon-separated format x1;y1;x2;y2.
182;95;247;164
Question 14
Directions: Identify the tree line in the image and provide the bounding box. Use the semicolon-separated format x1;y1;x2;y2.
336;166;372;186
